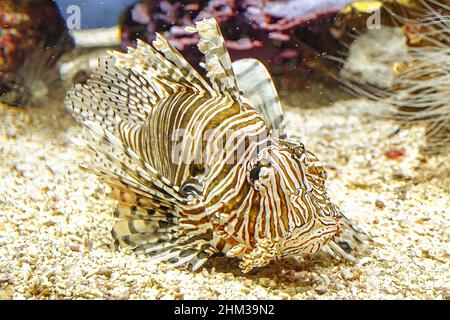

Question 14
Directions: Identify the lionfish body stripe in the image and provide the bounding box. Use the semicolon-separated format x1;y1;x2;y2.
66;18;365;272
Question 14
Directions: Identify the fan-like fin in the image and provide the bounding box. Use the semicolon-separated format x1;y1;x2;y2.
232;58;287;139
107;177;216;271
81;121;183;202
112;207;217;271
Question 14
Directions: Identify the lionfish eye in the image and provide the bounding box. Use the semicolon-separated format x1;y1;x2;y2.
249;159;271;182
290;143;305;160
249;166;261;181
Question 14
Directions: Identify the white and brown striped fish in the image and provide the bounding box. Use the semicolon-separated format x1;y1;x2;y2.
65;18;365;273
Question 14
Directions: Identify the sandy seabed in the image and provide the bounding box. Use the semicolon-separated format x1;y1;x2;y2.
0;97;448;300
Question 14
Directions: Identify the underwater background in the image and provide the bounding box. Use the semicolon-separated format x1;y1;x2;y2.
0;0;448;299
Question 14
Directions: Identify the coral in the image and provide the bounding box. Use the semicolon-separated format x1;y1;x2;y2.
0;0;73;107
119;0;362;88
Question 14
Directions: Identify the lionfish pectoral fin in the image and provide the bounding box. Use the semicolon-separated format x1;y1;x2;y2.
232;58;287;139
112;204;218;271
78;121;209;271
109;181;217;271
67;31;213;135
326;242;357;262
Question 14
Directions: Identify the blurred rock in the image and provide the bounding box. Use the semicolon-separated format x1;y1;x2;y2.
0;0;73;106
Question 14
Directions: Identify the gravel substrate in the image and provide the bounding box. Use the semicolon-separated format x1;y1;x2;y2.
0;98;448;300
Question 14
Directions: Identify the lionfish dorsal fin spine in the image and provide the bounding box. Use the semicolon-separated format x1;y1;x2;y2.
189;18;243;104
149;35;214;95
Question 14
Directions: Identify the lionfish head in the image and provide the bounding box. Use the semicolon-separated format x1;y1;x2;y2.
247;140;343;258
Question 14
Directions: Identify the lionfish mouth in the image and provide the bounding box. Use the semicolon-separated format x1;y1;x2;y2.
278;216;342;258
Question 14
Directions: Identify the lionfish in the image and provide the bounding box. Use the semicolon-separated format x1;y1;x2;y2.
66;18;364;273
